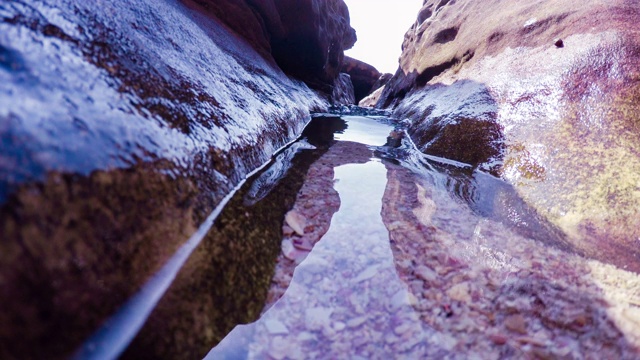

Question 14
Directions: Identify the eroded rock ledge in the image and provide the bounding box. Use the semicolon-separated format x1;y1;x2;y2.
374;0;640;272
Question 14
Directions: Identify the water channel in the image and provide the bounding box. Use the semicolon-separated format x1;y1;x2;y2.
80;108;640;359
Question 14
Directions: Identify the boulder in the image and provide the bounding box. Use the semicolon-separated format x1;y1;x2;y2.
0;0;355;358
190;0;357;91
341;56;381;102
378;0;640;271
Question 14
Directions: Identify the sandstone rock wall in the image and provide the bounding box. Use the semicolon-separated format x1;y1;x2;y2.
0;0;355;358
190;0;357;92
359;72;393;107
377;0;640;271
341;55;381;102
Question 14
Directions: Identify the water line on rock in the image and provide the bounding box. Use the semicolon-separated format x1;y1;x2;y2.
72;121;314;360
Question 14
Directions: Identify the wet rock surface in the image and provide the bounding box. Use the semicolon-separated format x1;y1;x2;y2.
330;73;356;105
207;113;640;359
375;0;640;272
0;0;364;357
3;0;640;357
119;142;329;360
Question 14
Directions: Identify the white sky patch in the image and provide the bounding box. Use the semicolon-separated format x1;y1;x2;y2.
343;0;423;74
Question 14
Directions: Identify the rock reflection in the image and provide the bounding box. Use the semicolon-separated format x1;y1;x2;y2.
333;115;394;145
382;163;640;358
208;156;438;359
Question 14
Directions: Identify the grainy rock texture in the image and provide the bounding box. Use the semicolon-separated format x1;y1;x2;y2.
0;0;355;358
377;0;640;272
341;56;381;102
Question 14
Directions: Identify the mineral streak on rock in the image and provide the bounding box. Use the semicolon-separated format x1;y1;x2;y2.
376;0;640;272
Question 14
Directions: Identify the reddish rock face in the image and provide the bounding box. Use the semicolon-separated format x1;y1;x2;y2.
190;0;357;91
341;56;381;102
378;0;640;271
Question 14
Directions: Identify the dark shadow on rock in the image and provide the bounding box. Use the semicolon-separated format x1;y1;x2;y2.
370;77;580;256
377;50;474;109
0;160;207;359
341;56;381;103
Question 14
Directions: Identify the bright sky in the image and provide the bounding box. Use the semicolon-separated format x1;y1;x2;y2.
343;0;423;74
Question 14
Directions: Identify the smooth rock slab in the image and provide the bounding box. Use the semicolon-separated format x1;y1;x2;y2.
378;0;640;271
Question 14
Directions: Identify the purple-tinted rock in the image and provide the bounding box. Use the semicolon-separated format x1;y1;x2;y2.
0;0;355;358
191;0;357;91
331;73;356;105
377;0;640;271
341;56;381;102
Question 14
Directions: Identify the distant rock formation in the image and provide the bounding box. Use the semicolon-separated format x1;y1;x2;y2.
341;56;381;102
0;0;356;358
359;72;393;107
376;0;640;271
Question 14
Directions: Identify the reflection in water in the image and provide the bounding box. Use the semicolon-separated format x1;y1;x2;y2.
63;112;640;358
206;113;639;358
333;116;393;145
243;140;317;206
387;134;575;254
208;161;437;358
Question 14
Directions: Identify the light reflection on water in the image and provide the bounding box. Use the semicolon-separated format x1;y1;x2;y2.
207;161;436;358
333;116;393;146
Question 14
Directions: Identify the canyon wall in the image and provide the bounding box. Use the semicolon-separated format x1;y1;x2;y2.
0;0;355;358
376;0;640;271
341;55;381;102
190;0;357;92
